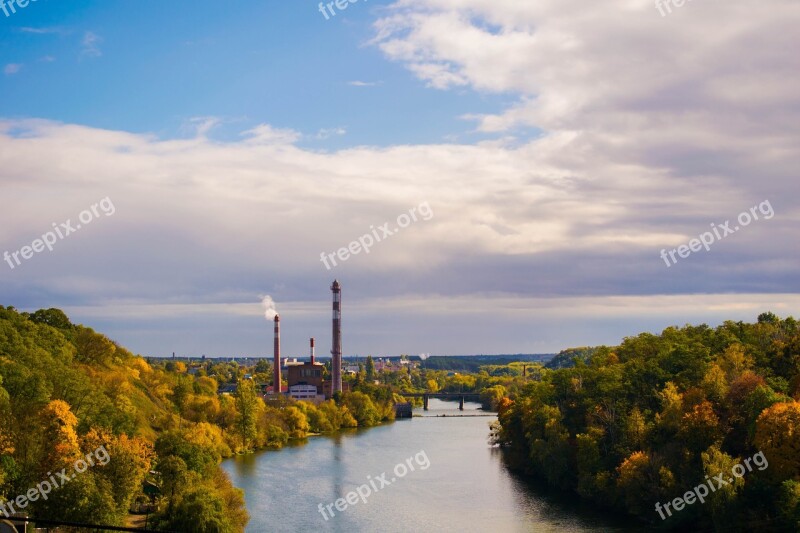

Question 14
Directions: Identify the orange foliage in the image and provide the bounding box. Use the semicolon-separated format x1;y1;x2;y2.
754;401;800;481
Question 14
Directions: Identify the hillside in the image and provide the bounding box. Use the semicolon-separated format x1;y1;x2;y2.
0;306;392;530
493;313;800;530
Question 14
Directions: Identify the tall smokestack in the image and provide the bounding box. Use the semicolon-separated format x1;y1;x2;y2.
331;280;342;394
310;337;316;365
274;314;281;394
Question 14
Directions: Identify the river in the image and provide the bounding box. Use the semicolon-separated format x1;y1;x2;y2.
222;399;639;532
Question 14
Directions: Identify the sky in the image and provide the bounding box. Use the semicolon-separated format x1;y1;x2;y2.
1;0;798;358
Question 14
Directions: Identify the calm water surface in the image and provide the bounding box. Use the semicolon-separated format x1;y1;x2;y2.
222;400;640;532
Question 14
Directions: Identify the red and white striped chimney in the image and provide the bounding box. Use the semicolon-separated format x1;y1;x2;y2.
331;280;342;394
310;337;315;364
273;314;281;394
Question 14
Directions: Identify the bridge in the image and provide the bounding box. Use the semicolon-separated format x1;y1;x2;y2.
402;392;481;410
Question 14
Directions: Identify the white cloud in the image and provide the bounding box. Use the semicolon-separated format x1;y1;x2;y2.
241;124;302;145
3;64;22;75
20;27;68;35
81;31;103;57
315;127;347;140
1;1;798;353
348;80;382;87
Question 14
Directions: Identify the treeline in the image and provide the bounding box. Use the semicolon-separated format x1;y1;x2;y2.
419;354;552;372
0;306;396;531
492;313;800;530
544;346;599;369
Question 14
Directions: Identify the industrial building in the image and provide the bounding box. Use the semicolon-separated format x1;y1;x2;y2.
269;280;349;401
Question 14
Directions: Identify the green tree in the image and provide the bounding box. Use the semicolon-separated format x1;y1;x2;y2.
233;380;260;450
28;308;73;330
75;327;117;365
365;356;376;382
342;392;381;427
162;487;236;533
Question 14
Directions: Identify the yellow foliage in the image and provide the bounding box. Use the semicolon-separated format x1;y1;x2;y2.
702;363;729;401
655;382;682;431
40;400;81;467
617;451;650;487
185;422;232;458
129;357;153;377
754;401;800;481
717;343;754;381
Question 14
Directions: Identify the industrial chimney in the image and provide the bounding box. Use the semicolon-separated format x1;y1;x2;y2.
310;337;316;365
273;314;281;394
331;280;342;394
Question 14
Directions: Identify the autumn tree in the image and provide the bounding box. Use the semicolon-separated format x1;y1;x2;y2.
233;380;260;450
754;401;800;482
365;355;376;382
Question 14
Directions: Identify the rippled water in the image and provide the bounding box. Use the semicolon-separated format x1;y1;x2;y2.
222;399;639;532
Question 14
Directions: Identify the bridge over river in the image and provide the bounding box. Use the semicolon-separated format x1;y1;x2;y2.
401;392;481;410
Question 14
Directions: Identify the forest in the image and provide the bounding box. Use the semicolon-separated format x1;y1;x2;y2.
0;306;397;531
491;313;800;530
7;303;796;531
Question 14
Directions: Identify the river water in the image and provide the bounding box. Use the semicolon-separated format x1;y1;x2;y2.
222;399;638;532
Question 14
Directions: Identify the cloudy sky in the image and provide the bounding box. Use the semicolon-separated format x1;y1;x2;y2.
1;0;798;358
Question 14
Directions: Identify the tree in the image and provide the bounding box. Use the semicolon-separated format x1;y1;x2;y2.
254;359;270;374
38;400;81;471
480;385;506;411
162;487;236;533
0;377;12;456
702;445;745;529
233;380;260;450
616;451;669;517
365;356;376;382
155;431;218;479
28;308;73;330
281;406;310;439
171;375;193;425
342;392;381;427
75;327;117;365
82;429;154;517
754;401;800;481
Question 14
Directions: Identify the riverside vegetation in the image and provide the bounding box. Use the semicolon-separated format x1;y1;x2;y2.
5;304;796;531
490;313;800;530
0;306;398;531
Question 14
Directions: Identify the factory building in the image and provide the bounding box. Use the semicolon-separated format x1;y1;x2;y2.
286;338;326;402
269;280;348;400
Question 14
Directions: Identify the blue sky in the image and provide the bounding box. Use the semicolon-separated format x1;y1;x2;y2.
0;0;515;148
1;0;798;358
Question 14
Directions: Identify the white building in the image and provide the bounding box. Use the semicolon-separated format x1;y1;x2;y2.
288;384;324;403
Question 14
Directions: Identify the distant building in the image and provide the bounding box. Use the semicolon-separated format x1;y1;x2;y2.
288;384;322;402
322;380;350;398
218;384;237;395
286;359;326;402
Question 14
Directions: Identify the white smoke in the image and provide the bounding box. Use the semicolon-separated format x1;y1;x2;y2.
419;353;430;361
260;295;278;321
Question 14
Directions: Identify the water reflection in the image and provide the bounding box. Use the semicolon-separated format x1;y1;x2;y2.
222;399;641;532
